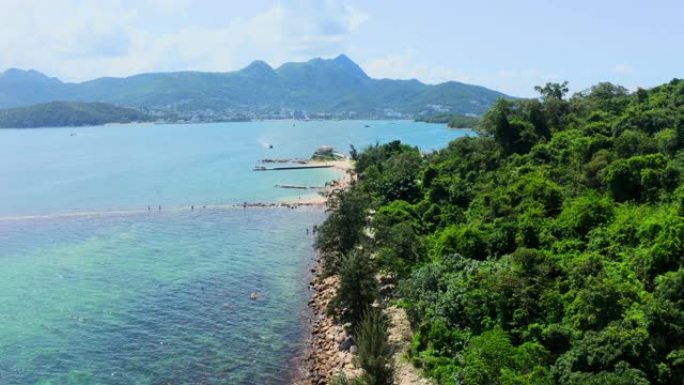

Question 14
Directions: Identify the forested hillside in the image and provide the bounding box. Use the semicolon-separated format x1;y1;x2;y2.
317;79;684;384
415;114;480;128
0;101;151;128
0;55;509;118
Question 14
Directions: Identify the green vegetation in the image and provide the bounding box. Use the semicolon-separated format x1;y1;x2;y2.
330;309;395;385
416;114;481;128
355;309;394;385
0;101;151;128
330;251;378;326
316;79;684;384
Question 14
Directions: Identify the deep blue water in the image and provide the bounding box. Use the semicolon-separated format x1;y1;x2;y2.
0;121;470;384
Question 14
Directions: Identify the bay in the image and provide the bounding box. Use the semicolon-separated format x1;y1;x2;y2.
0;120;469;384
0;120;471;217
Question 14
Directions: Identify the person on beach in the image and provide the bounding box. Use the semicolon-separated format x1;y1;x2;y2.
191;205;194;211
158;205;161;211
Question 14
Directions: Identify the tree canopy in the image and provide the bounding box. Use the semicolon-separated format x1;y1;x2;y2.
316;79;684;385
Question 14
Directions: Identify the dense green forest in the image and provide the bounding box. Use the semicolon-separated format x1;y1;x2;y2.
0;101;151;128
317;79;684;384
416;114;480;128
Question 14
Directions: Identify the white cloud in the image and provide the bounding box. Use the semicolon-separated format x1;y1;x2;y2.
488;69;560;95
362;51;473;84
0;0;369;80
613;64;634;74
0;1;137;64
0;0;556;96
362;51;560;96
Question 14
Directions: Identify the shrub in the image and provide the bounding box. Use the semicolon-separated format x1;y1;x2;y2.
315;189;369;274
355;308;394;385
330;251;378;326
435;225;488;260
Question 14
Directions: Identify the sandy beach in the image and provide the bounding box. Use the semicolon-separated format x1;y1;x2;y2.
277;158;354;205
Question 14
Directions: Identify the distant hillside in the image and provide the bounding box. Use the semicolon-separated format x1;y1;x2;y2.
415;113;480;128
0;101;151;128
0;55;512;119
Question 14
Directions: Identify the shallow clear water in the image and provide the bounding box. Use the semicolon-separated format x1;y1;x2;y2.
0;121;469;384
0;208;323;385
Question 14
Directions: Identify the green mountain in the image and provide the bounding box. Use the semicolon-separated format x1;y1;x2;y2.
0;69;66;108
0;55;510;118
0;101;151;128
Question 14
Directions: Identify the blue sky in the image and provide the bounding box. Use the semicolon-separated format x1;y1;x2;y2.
0;0;682;96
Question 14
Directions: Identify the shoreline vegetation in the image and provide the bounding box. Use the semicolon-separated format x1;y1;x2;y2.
414;114;480;129
0;101;153;128
0;113;475;130
309;79;684;385
301;152;434;385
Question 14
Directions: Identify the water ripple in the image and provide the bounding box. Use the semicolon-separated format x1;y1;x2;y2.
0;208;323;385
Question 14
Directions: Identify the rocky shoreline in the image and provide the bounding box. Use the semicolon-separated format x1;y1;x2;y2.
295;267;435;385
295;256;360;385
295;158;361;385
290;156;432;385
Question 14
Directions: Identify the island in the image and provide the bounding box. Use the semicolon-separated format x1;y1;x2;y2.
415;113;480;128
0;101;152;128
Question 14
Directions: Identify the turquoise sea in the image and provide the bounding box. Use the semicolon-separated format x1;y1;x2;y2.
0;120;471;384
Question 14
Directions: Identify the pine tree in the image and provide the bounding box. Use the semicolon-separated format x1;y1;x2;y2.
330;251;377;326
355;308;394;385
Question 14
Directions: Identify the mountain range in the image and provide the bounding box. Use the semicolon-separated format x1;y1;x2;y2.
0;55;511;120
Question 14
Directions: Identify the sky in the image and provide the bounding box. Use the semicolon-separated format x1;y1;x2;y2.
0;0;682;97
